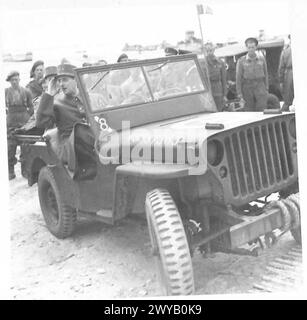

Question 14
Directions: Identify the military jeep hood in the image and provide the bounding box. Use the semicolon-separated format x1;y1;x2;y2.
98;111;294;178
135;111;288;137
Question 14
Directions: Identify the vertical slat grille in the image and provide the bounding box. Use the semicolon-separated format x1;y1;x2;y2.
247;129;261;191
261;125;275;185
232;133;247;196
239;131;254;193
223;120;293;197
224;136;239;196
282;121;294;175
268;123;282;182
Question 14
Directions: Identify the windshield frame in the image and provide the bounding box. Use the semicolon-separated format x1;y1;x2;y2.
75;54;210;114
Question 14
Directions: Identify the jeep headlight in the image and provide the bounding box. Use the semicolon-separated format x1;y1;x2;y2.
207;139;224;166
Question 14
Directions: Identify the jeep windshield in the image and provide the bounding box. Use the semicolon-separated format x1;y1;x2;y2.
78;57;209;112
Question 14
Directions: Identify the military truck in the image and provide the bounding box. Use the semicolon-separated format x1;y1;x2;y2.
15;53;300;296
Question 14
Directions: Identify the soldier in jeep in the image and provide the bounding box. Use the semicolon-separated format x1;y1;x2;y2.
35;63;96;179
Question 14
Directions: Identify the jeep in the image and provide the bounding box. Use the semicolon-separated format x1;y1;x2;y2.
16;53;300;296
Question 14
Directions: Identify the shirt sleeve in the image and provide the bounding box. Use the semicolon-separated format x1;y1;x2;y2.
5;88;9;113
36;93;55;129
236;58;243;96
263;57;269;91
26;89;34;116
220;61;227;97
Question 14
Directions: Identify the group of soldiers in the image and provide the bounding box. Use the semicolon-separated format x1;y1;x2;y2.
165;35;294;112
5;36;294;180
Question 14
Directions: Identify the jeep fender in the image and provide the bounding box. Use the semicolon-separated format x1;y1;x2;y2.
46;165;80;209
112;163;209;221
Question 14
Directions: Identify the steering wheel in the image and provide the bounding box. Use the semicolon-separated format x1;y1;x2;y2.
158;87;182;97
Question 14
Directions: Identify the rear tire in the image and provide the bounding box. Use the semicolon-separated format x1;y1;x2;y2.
145;188;194;296
38;166;77;239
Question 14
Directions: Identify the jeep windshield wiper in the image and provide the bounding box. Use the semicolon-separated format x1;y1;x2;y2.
89;69;112;91
147;61;169;72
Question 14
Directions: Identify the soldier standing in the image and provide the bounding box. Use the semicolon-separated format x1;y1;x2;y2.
18;66;58;133
26;60;45;100
5;71;34;180
278;35;294;111
236;37;269;111
204;42;227;111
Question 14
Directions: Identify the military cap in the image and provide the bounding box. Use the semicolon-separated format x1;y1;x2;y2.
178;49;192;55
245;37;259;46
82;62;92;67
165;47;178;56
56;63;76;79
6;70;20;82
43;66;57;80
30;60;44;78
117;53;128;63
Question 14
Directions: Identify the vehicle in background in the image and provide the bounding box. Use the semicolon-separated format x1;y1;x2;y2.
215;38;285;100
2;51;33;62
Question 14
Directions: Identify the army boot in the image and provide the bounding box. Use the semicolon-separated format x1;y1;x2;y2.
9;165;16;180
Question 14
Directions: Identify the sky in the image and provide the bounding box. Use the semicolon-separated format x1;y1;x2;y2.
0;0;292;54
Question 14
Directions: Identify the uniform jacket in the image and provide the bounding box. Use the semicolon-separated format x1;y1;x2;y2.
236;53;269;96
36;92;86;140
278;45;292;84
206;55;227;97
26;79;43;100
5;86;33;128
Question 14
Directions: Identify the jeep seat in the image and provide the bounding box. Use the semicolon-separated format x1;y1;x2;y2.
43;127;60;155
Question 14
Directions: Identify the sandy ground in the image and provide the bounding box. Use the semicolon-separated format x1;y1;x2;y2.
10;165;302;300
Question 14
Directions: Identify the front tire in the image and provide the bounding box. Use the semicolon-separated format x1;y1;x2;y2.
145;188;194;296
291;227;301;245
38;167;77;239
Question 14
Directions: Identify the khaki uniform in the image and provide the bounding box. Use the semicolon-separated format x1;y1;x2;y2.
206;55;227;111
236;53;269;111
26;79;43;100
278;45;294;111
5;86;33;177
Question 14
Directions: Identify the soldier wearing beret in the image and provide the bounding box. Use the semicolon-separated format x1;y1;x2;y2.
278;35;294;111
18;66;58;134
117;53;129;63
26;60;45;100
236;37;269;111
36;64;96;180
5;71;34;180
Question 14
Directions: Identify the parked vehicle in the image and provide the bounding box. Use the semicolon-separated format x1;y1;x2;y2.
15;53;300;296
215;38;285;100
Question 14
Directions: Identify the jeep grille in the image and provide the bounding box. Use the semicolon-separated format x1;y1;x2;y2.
224;120;294;197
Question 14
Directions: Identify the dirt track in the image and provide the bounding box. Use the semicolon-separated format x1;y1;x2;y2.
10;166;303;299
